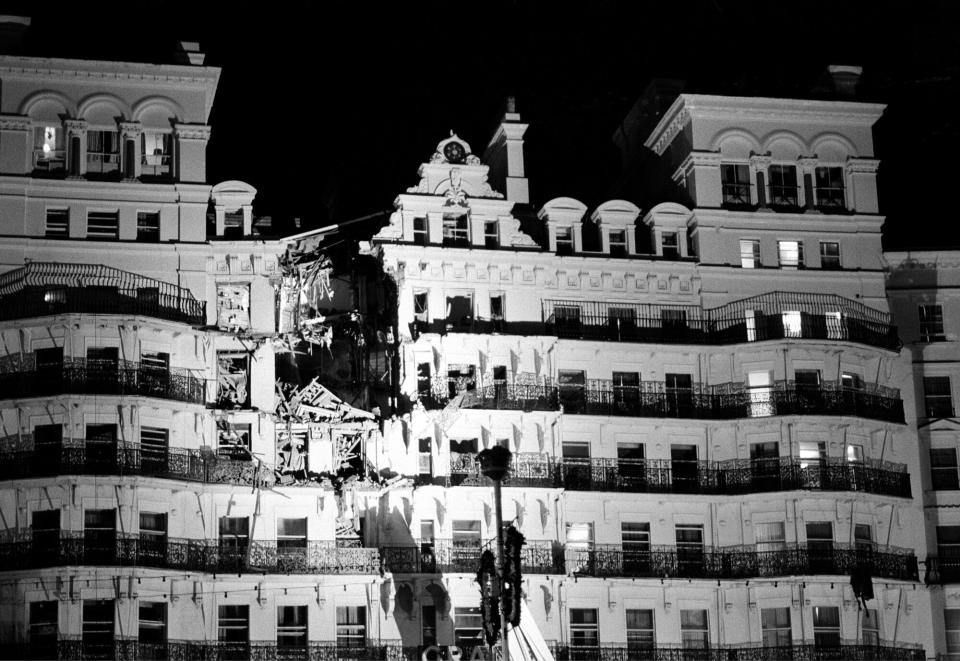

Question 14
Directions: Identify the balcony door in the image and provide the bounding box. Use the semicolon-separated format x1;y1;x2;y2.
568;608;599;659
219;517;249;571
671;444;699;491
562;442;592;489
32;510;61;567
613;371;640;412
85;424;117;473
566;522;594;575
558;369;586;413
82;599;115;660
444;292;473;330
35;347;64;393
83;509;116;565
675;524;705;577
621;522;650;576
420;521;436;573
86;347;119;392
138;512;167;568
617;443;645;490
665;373;693;417
451;520;481;571
32;424;63;476
750;442;780;490
806;522;835;573
140;351;170;398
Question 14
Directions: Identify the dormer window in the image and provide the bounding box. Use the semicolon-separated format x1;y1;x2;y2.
87;130;120;174
141;132;172;177
815;167;845;210
442;213;469;248
484;220;499;249
609;230;627;257
661;232;679;258
768;165;799;207
556;227;574;255
412;216;428;245
720;163;751;206
223;210;243;239
33;126;65;172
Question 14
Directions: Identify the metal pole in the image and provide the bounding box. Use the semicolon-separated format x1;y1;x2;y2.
494;476;510;661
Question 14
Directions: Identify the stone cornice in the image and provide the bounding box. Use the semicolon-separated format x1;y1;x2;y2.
118;121;142;135
797;156;818;171
173;123;211;141
749;154;772;169
647;106;690;156
0;115;30;131
846;157;881;174
64;119;87;132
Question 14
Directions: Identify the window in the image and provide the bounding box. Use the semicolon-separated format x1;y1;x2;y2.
139;602;167;644
740;239;760;268
29;601;58;650
453;520;481;548
418;437;433;476
812;606;841;648
442;213;469;247
219;517;249;563
484;220;499;248
661;231;679;258
87;211;119;240
665;373;693;415
617;443;645;485
455;607;483;651
34;125;65;171
84;509;115;563
721;163;751;205
609;229;627;256
777;240;803;268
924;376;954;417
662;308;688;333
854;523;874;550
32;509;60;552
555;226;574;255
946;609;960;655
336;606;366;648
216;285;251;332
680;609;709;649
861;608;879;645
569;608;599;650
626;609;654;651
137;212;160;242
841;372;864;391
937;525;960;564
612;371;640;408
450;438;478;454
489;294;505;322
141;132;172;176
768;165;799;206
82;599;114;659
761;607;791;647
755;521;786;552
445;293;474;328
563;442;590;461
747;370;774;418
139;512;167;564
412;216;428;245
413;291;428;322
622;522;650;574
566;522;594;573
277;606;307;650
815;166;846;209
806;522;834;572
417;362;432;399
277;518;307;551
217;352;250;407
45;209;69;238
825;311;843;339
140;427;169;474
223;210;244;238
218;604;249;658
919;304;946;342
820;241;841;269
798;441;826;469
932;448;960;490
558;369;586;413
676;524;704;570
86;130;120;173
421;605;437;647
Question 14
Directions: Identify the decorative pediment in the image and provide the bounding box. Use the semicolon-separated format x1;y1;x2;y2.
428;131;481;166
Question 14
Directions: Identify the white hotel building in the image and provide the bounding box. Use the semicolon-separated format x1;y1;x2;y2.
0;25;942;661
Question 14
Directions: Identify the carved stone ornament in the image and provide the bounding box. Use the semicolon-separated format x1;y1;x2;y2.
651;108;690;156
0;115;31;131
173;123;212;140
429;130;476;165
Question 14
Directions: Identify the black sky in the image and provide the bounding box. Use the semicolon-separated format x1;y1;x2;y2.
13;1;960;249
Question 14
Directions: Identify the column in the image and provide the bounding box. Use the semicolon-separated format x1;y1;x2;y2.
798;157;818;212
118;121;142;181
64;119;87;178
749;154;771;209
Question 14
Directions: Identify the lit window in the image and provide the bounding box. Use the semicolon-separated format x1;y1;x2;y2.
680;609;709;649
919;304;946;342
747;370;774;417
798;441;826;469
931;448;960;490
924;376;954;418
820;241;841;269
86;211;119;240
721;163;751;205
815;166;845;209
781;310;802;338
740;239;760;268
768;165;799;206
45;209;69;238
777;240;803;268
141;133;172;176
33;126;65;171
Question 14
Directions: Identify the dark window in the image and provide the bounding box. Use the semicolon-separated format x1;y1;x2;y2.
413;216;428;245
680;609;709;649
277;518;307;551
558;369;586;412
84;509;115;563
223;210;244;239
661;232;679;258
761;607;791;647
932;448;960;490
812;606;840;648
675;524;704;571
277;606;307;649
626;609;655;650
665;373;693;415
32;510;60;560
815;167;845;209
218;604;249;642
413;292;428;321
569;608;599;649
86;130;119;173
30;601;58;652
920;305;946;342
555;226;574;255
139;602;166;644
938;525;960;563
219;517;249;569
86;211;119;240
769;165;799;206
139;512;167;566
489;294;504;321
924;376;954;417
417;362;431;398
454;607;483;651
140;427;169;474
819;241;841;269
137;212;160;242
445;294;473;328
422;605;437;647
336;606;366;649
82;599;115;660
721;163;751;205
449;438;478;454
609;229;627;256
45;209;69;238
442;214;469;247
612;371;640;408
484;220;499;248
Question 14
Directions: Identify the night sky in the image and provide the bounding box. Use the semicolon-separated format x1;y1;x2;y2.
12;1;960;249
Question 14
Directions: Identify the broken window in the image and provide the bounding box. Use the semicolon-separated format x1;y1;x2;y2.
413;291;428;322
217;284;251;331
446;364;476;398
277;427;308;478
217;421;252;459
417;362;432;399
217;352;250;407
442;213;469;247
419;437;433;477
445;293;474;329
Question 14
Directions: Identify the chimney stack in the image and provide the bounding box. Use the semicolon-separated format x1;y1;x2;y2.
174;41;206;66
827;65;862;98
0;16;30;54
482;97;529;204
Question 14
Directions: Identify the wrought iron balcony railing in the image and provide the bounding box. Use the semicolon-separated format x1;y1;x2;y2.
0;532;380;575
543;292;899;351
550;641;924;661
0;442;269;487
0;262;206;325
0;355;205;404
413;318;549;336
422;377;903;423
565;542;918;582
445;453;911;498
380;539;561;575
921;554;960;584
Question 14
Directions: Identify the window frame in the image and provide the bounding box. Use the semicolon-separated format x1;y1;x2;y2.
777;240;804;269
814;166;846;210
768;164;799;207
931;447;960;490
819;241;841;269
86;210;120;241
721;162;752;206
923;376;954;418
740;239;761;268
919;304;946;342
45;208;70;238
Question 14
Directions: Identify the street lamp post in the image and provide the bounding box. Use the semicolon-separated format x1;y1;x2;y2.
478;446;512;661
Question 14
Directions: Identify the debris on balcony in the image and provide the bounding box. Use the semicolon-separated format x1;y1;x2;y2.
215;283;250;332
277;242;336;350
216;352;250;407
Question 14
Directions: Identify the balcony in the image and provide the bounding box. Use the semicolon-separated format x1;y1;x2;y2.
543;293;900;351
447;452;560;488
566;542;919;582
413;318;548;336
0;262;206;325
560;379;904;424
420;380;559;412
0;356;205;405
380;539;561;574
0;532;380;575
0;440;271;486
550;641;924;661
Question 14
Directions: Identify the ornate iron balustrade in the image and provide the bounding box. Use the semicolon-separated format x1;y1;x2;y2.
0;532;378;575
0;356;205;404
447;451;560;487
421;379;558;412
0;262;205;325
413;318;550;336
0;444;269;487
924;555;960;584
549;641;924;661
380;539;560;574
558;456;911;498
565;542;918;582
543;292;900;351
